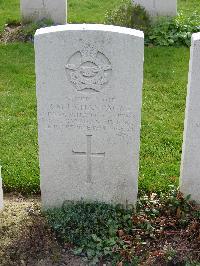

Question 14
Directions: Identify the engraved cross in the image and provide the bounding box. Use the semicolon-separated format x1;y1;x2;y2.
72;135;105;183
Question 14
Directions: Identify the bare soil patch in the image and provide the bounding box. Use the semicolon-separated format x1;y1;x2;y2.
0;194;86;266
0;24;28;43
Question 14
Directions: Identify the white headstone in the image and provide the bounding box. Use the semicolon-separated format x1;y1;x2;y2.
35;24;144;208
0;166;3;210
21;0;67;24
134;0;177;17
180;33;200;204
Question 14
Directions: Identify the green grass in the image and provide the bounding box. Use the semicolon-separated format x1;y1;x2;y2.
0;0;20;31
0;0;196;193
0;43;39;193
68;0;122;23
140;47;189;191
178;0;200;16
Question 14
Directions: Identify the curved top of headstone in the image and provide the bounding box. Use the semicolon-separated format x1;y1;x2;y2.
35;24;144;38
192;32;200;41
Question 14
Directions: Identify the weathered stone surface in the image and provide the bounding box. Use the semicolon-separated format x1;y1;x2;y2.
20;0;67;24
180;33;200;203
134;0;177;17
35;24;144;208
0;166;3;210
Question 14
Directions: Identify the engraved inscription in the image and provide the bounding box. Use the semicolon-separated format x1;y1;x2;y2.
65;41;112;93
44;96;135;143
72;135;105;183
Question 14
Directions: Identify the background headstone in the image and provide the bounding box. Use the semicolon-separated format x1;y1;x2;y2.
134;0;177;17
180;32;200;204
35;24;144;208
21;0;67;24
0;166;3;210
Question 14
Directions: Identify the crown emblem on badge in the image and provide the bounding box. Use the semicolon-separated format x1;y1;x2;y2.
65;42;112;93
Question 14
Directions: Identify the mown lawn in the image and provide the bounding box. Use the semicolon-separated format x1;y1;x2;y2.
0;0;194;193
0;0;20;31
0;43;39;193
179;0;200;16
140;47;189;191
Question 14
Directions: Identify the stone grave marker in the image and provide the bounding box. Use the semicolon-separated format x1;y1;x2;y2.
21;0;67;24
35;24;144;208
180;33;200;203
134;0;177;17
0;166;3;210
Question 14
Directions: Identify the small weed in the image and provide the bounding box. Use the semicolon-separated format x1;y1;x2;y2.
46;188;200;264
46;201;135;264
105;0;151;34
146;12;200;47
21;19;53;41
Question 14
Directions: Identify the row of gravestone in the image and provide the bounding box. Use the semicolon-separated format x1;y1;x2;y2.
21;0;67;24
20;0;177;25
1;24;199;211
